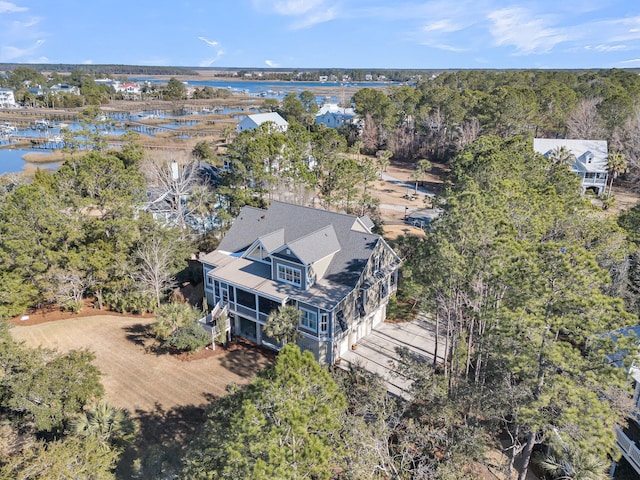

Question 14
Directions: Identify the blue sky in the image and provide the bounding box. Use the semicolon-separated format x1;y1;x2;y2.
1;0;640;69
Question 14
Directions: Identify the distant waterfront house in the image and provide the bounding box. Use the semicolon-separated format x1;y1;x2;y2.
117;82;141;94
533;138;609;195
315;103;357;129
115;82;142;100
237;112;288;133
0;88;16;107
49;84;80;95
28;85;44;96
200;201;401;364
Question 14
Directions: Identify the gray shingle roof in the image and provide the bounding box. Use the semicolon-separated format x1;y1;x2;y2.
286;225;340;265
217;201;380;288
258;229;285;253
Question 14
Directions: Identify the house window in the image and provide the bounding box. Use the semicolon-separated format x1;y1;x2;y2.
277;264;301;287
320;313;328;334
380;282;389;299
374;254;381;274
300;308;317;331
207;276;213;286
337;310;347;332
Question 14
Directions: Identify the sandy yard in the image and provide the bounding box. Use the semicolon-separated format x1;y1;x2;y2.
10;314;271;413
372;160;449;239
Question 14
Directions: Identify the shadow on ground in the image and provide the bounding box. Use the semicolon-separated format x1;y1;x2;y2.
123;323;153;348
219;338;275;379
117;401;212;479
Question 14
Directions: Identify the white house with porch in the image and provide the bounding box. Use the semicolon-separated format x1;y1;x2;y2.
534;138;609;195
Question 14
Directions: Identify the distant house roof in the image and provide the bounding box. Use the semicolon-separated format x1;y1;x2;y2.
315;103;357;128
237;112;288;133
316;103;355;117
533;138;609;174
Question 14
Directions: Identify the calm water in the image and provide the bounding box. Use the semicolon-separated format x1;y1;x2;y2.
132;79;385;95
1;79;384;175
0;149;59;175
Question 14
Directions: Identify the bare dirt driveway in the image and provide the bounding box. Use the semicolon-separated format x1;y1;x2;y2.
9;315;271;413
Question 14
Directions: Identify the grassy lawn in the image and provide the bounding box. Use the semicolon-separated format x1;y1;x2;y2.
9;315;271;413
11;314;273;477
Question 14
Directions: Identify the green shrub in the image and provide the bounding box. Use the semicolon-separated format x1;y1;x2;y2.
165;321;211;352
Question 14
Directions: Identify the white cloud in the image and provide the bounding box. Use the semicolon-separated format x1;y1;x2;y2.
585;44;629;52
422;19;463;34
252;0;338;29
487;7;567;54
433;43;467;53
82;59;93;64
620;58;640;65
197;36;224;66
199;49;225;67
0;1;27;13
254;0;326;16
604;15;640;43
198;36;219;47
0;39;44;61
290;6;336;29
272;0;326;16
265;59;279;67
0;1;45;62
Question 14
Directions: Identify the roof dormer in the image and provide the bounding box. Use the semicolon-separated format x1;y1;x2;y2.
580;150;594;165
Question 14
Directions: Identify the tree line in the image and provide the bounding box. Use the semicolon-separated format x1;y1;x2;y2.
350;69;640;182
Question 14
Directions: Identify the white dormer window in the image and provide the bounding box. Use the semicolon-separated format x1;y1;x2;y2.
277;264;301;287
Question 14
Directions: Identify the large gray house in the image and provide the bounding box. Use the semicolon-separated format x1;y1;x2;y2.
200;201;401;364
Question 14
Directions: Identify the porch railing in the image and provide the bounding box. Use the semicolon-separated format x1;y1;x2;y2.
616;425;640;475
197;302;230;350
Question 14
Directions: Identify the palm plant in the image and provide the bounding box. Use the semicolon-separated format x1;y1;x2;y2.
152;302;199;340
71;400;137;452
533;444;609;480
548;145;576;166
411;158;432;194
607;151;628;197
263;305;301;345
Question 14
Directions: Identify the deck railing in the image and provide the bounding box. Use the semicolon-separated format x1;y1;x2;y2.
616;425;640;475
197;302;231;350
